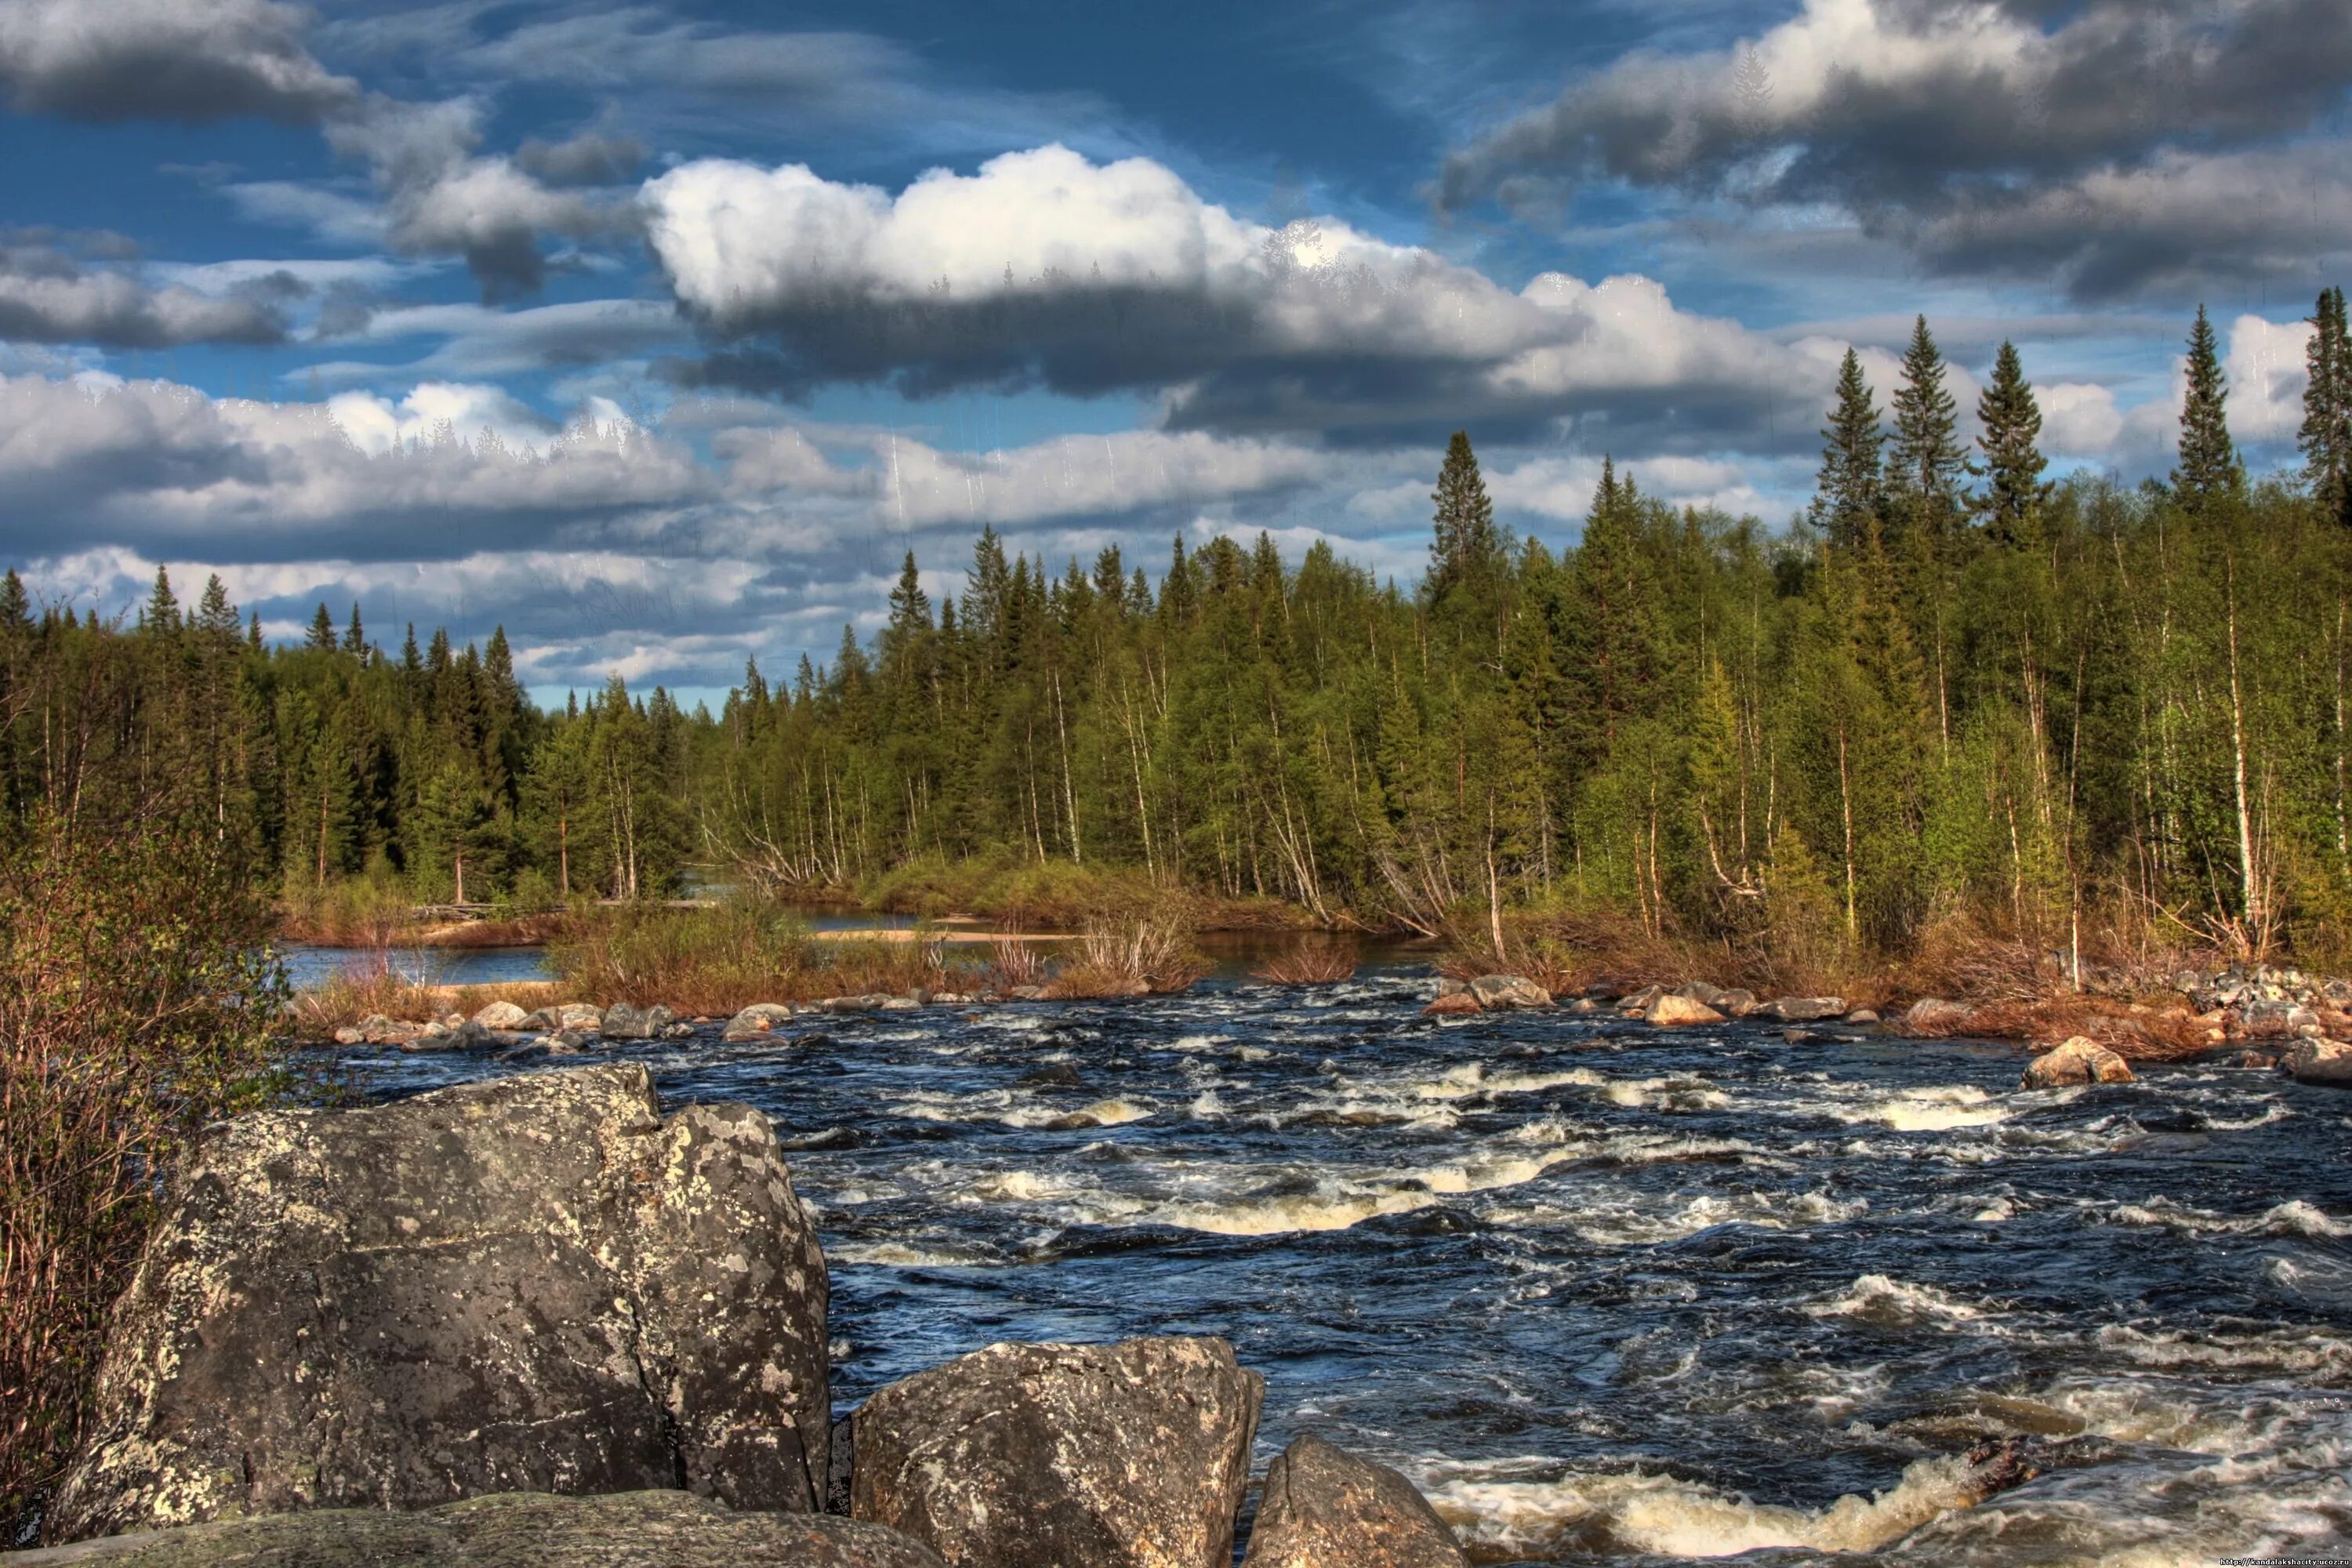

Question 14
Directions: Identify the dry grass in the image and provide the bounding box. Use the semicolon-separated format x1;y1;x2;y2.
550;902;982;1014
289;954;564;1036
983;935;1051;993
1044;918;1209;999
1251;937;1359;985
1939;996;2209;1059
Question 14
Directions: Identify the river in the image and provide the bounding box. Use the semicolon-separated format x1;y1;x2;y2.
320;964;2352;1564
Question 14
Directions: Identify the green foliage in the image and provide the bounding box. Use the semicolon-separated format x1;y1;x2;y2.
1813;348;1885;552
2175;304;2244;510
2305;286;2352;529
1976;340;2049;549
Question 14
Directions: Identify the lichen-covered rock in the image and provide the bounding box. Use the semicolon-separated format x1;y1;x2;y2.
1468;975;1550;1010
472;1000;531;1029
1240;1437;1466;1568
2021;1035;2136;1089
724;1003;798;1040
1755;996;1846;1022
2282;1036;2352;1084
8;1490;944;1566
46;1065;831;1542
1642;995;1724;1026
850;1338;1261;1568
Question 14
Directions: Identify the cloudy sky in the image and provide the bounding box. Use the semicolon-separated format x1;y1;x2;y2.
4;0;2347;705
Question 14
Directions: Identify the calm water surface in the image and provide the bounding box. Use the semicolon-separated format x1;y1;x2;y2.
320;967;2352;1564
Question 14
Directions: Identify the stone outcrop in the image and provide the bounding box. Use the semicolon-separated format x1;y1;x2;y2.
2021;1035;2136;1088
1240;1437;1466;1568
1755;996;1846;1022
2283;1036;2352;1084
1642;994;1724;1026
48;1065;832;1541
9;1491;945;1566
849;1338;1261;1568
1468;975;1550;1010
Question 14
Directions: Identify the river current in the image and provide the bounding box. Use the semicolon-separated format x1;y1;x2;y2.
328;964;2352;1565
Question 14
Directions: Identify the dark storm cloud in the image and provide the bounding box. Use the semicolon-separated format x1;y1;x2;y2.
517;129;646;187
0;0;358;124
0;238;289;348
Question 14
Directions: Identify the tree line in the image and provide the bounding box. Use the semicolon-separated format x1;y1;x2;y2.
5;292;2352;965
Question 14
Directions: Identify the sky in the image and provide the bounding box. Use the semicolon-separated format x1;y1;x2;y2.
2;0;2347;708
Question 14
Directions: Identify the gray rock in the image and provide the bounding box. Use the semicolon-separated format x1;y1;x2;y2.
401;1019;496;1054
851;1338;1261;1568
1756;996;1846;1022
1844;1008;1880;1025
820;995;894;1014
601;1003;677;1040
1901;998;1973;1036
48;1065;831;1541
2283;1036;2352;1084
520;1003;604;1035
330;1025;364;1045
2021;1036;2136;1089
724;1003;798;1041
1713;988;1759;1017
1468;975;1550;1010
662;1020;699;1040
1240;1436;1466;1568
472;1000;532;1030
1643;994;1724;1026
10;1490;943;1566
357;1014;423;1046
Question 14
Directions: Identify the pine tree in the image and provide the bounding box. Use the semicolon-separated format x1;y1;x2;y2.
1976;340;2049;549
1888;316;1968;545
145;567;180;634
305;603;337;651
342;602;365;656
2174;304;2242;510
247;612;263;649
401;624;422;673
1813;349;1885;552
2302;285;2351;528
0;569;28;633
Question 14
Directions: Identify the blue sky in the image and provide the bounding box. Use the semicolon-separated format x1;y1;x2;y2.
3;0;2347;706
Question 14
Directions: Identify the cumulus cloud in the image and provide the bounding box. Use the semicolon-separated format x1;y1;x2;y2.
0;232;289;347
0;372;705;562
644;143;1823;448
1439;0;2352;298
0;0;356;122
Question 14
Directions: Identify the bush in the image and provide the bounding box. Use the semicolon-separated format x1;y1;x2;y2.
1;811;289;1533
1251;937;1359;985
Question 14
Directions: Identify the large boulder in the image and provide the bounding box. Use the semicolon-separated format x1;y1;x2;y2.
601;1003;677;1040
47;1065;832;1541
2283;1036;2352;1084
1468;975;1550;1011
1755;996;1846;1022
521;1002;604;1035
471;1000;532;1030
1240;1437;1466;1568
6;1491;946;1566
724;1003;799;1041
850;1338;1261;1568
2021;1035;2136;1089
1642;995;1724;1026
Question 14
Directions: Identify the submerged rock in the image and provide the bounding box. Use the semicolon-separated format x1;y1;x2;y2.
1468;975;1550;1010
2021;1035;2136;1088
850;1337;1261;1568
1756;996;1846;1022
10;1490;945;1566
2282;1036;2352;1084
48;1064;833;1541
1240;1436;1467;1568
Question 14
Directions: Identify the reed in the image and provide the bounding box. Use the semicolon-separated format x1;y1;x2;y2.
1046;917;1209;999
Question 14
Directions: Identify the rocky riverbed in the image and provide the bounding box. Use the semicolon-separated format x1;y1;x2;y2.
16;964;2352;1564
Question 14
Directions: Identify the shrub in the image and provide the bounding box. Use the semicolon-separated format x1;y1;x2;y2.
1251;937;1359;985
1046;917;1208;998
1;811;289;1533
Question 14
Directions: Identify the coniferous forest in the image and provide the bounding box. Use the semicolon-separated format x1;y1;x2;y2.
9;301;2352;969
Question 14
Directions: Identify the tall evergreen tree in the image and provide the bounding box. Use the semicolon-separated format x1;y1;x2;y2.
1976;340;2049;549
1888;316;1968;544
2174;304;2243;509
145;568;180;634
1427;430;1504;598
305;603;337;652
1813;350;1885;552
2302;285;2351;528
341;603;365;656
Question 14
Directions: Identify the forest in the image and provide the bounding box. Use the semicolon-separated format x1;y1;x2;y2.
6;294;2352;972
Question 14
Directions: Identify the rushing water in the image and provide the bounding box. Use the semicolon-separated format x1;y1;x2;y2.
322;966;2352;1565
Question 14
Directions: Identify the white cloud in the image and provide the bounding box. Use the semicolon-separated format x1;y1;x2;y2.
2224;311;2314;443
0;0;356;122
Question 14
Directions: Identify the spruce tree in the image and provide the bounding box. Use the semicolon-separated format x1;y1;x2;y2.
0;569;28;632
2174;304;2243;509
145;567;180;634
342;603;365;656
1813;349;1885;552
1888;316;1967;544
247;612;263;649
1975;340;2048;548
1428;430;1504;598
305;603;337;651
2302;285;2351;528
